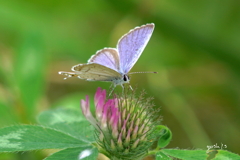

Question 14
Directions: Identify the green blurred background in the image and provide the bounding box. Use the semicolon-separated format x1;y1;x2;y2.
0;0;239;159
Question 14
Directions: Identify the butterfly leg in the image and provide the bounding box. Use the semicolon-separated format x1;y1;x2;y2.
121;84;125;95
108;83;116;97
128;84;133;90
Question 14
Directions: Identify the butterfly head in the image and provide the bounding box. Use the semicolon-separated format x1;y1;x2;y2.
123;74;130;82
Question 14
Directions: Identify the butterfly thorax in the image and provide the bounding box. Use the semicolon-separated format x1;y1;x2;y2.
112;74;130;86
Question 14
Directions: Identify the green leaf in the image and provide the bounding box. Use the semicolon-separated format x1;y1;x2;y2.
44;147;98;160
211;150;240;160
156;151;172;160
161;149;208;160
37;108;95;143
156;125;172;148
159;149;240;160
0;125;90;152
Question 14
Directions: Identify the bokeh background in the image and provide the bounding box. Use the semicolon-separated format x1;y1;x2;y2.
0;0;239;159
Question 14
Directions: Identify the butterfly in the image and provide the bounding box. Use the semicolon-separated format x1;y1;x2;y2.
59;23;156;92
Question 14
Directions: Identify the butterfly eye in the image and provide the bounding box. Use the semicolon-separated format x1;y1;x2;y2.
123;75;130;82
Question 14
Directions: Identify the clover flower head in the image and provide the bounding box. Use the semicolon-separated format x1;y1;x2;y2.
81;87;161;160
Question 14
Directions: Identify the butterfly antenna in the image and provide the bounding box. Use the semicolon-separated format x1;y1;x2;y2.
128;71;158;74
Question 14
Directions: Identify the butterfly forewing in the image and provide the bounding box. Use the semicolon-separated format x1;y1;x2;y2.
60;63;122;81
88;48;120;72
117;23;154;74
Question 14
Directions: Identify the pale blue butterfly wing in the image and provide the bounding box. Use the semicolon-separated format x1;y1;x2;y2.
88;48;120;72
88;23;154;75
117;23;155;74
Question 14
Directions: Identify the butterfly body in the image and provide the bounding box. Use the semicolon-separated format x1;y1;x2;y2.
59;23;155;88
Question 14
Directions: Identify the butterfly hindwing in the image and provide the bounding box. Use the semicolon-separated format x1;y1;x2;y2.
88;48;120;72
117;23;154;74
59;63;122;81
